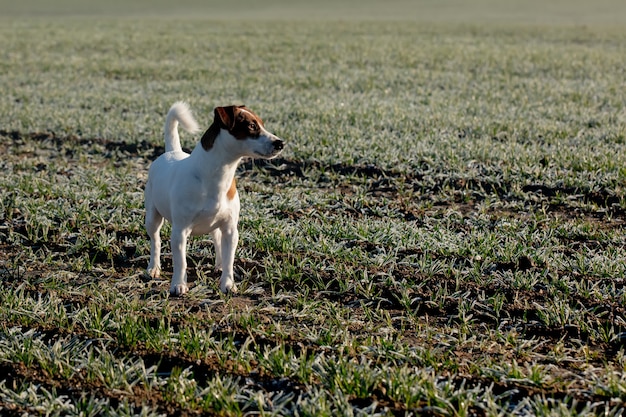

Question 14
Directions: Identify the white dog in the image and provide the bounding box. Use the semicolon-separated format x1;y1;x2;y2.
144;102;284;295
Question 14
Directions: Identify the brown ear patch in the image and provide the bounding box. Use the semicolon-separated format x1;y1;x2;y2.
201;123;220;151
201;106;237;150
202;105;264;150
230;107;263;140
216;106;236;130
226;178;237;200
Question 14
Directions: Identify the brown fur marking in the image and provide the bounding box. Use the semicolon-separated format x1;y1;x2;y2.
230;107;263;140
201;105;265;150
227;178;237;200
200;123;220;150
216;106;234;129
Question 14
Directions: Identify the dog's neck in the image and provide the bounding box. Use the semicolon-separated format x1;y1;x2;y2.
189;139;241;197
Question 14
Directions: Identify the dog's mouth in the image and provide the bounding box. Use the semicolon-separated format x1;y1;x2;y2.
254;140;284;159
255;150;283;159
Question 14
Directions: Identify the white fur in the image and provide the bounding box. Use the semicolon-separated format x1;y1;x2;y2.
164;101;200;152
144;102;284;295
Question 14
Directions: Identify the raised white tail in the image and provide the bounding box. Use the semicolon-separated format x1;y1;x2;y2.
164;101;200;153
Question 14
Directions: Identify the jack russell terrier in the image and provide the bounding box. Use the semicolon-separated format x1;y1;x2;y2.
144;102;284;295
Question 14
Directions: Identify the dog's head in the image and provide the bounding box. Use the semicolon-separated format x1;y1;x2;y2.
201;105;284;159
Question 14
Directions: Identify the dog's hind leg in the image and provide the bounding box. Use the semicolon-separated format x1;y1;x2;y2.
170;227;191;296
146;208;164;279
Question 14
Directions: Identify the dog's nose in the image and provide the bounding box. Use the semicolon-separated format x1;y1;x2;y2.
273;139;285;151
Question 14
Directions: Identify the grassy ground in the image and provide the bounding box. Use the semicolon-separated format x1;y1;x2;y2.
1;2;626;416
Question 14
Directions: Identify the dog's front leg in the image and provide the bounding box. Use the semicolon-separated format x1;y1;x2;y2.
211;229;223;271
218;226;239;294
170;227;191;296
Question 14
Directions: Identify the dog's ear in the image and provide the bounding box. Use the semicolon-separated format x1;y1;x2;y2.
201;106;244;150
201;106;235;150
215;106;236;130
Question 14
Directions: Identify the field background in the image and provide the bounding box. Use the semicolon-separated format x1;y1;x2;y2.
1;1;626;416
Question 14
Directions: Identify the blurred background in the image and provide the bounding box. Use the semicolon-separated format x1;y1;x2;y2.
1;0;626;24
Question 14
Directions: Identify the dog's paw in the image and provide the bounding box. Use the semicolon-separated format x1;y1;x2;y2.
170;283;189;297
146;266;161;279
220;278;237;294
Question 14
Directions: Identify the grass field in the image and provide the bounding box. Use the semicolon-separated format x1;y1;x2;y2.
1;1;626;416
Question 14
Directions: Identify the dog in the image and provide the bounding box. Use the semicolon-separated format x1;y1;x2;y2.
144;102;284;295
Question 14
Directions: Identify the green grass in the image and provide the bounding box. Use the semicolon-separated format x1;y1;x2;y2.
1;1;626;416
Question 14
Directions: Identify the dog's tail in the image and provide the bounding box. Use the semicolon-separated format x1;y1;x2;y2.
164;101;200;153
